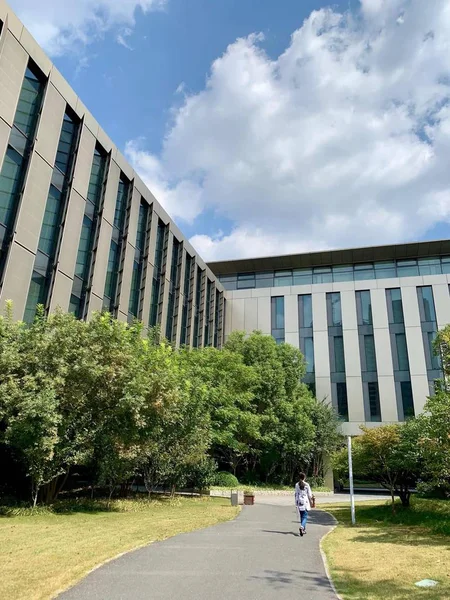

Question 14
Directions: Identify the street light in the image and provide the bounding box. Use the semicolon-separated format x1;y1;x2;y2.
347;435;356;525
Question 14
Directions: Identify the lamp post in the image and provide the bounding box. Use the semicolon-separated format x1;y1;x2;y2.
347;435;356;525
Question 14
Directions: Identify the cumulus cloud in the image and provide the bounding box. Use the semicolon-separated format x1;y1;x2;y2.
126;0;450;260
9;0;165;55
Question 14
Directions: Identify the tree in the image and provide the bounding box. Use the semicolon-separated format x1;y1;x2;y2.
333;424;421;510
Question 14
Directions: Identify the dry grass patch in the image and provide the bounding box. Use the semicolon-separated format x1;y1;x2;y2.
322;499;450;600
0;496;239;600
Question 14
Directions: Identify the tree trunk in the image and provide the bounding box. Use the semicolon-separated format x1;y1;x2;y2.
399;488;410;507
390;487;396;514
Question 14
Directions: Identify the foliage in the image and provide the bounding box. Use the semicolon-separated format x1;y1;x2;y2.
214;471;239;487
333;424;421;509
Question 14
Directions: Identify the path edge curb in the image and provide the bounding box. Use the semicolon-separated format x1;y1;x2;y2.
318;511;344;600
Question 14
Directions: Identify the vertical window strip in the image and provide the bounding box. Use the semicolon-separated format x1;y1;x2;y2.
271;296;285;344
193;267;202;348
180;253;192;346
165;238;180;341
204;279;212;346
24;109;79;323
128;201;148;318
149;219;166;327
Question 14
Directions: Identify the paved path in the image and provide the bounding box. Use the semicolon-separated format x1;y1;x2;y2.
256;492;391;506
59;504;338;600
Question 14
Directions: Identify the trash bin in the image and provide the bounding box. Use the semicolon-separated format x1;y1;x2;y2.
231;490;238;506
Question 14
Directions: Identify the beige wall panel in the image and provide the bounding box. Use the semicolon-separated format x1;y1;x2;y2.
285;294;298;333
91;220;113;299
341;290;357;330
96;126;114;155
332;280;355;292
231;298;245;331
0;32;27;126
49;67;78;108
315;376;332;405
378;376;398;422
404;326;427;376
114;149;134;181
312;292;327;331
0;116;10;169
252;287;271;297
285;331;299;348
14;152;52;252
314;330;330;378
87;293;103;317
19;27;51;75
117;311;128;323
244;297;258;332
34;83;65;167
374;327;394;377
411;374;430;415
2;4;24;40
433;283;450;329
49;271;71;313
343;329;361;377
257;296;271;333
72;125;96;198
118;242;134;316
402;285;421;325
0;242;34;320
232;289;252;299
75;99;98;138
58;189;85;278
102;160;120;226
346;376;365;423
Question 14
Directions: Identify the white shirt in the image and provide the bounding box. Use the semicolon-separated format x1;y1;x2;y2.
295;481;313;511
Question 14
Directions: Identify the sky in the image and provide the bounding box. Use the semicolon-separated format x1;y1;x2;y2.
8;0;450;261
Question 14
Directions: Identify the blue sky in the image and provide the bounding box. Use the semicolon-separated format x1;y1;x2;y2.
9;0;450;260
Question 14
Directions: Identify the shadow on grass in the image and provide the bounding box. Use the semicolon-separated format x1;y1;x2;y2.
331;569;448;600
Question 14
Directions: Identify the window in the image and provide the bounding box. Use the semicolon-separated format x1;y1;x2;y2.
328;292;342;326
113;179;128;231
396;333;409;371
0;147;23;228
427;331;441;370
54;113;77;175
299;294;313;328
336;382;349;421
313;267;332;284
375;261;396;279
397;259;419;277
104;241;119;303
418;257;441;276
388;288;404;324
180;254;192;346
304;337;315;373
293;269;312;285
358;290;372;325
271;296;285;344
166;238;181;340
38;185;62;256
418;286;436;322
274;270;292;287
23;271;47;323
368;382;381;422
332;265;352;282
13;66;44;138
364;335;377;371
354;264;374;281
204;279;213;346
400;381;415;419
334;336;345;372
149;221;166;327
237;272;255;289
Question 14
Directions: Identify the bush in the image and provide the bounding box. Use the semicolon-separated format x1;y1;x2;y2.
214;471;239;487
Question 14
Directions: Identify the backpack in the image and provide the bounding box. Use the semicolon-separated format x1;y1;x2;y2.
297;484;307;508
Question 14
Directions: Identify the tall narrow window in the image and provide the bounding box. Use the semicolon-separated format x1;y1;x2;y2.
24;109;79;323
299;294;313;328
357;290;372;325
364;335;377;372
334;336;346;372
368;381;381;422
193;267;203;347
329;292;342;326
204;279;213;346
70;145;107;318
396;333;410;371
298;294;315;389
214;289;220;348
336;382;349;421
149;220;166;328
166;238;180;341
104;176;129;312
180;253;192;346
129;201;148;319
304;337;315;373
388;288;404;324
417;286;442;391
271;296;285;344
0;64;45;278
400;381;415;418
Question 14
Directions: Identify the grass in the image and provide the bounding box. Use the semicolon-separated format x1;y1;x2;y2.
0;496;239;600
321;498;450;600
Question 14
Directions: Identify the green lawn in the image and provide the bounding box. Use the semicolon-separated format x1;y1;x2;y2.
321;498;450;600
0;497;239;600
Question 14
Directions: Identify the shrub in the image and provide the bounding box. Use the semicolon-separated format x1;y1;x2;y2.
214;471;239;487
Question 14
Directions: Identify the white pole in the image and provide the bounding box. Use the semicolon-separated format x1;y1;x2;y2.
347;435;356;526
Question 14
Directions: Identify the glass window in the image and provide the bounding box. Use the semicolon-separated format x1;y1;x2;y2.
149;278;160;328
329;292;342;326
388;288;404;324
299;294;313;328
55;114;78;175
304;337;314;373
336;382;349;421
396;333;410;371
313;267;332;284
375;261;396;279
74;215;93;279
441;257;450;274
0;147;23;228
271;296;285;330
419;286;436;322
332;265;353;282
87;148;106;209
38;185;62;256
397;259;419;277
104;241;119;302
113;178;129;232
354;264;374;281
358;290;372;325
368;382;381;422
24;271;47;324
364;335;377;372
427;331;441;370
418;257;442;276
69;294;81;317
128;260;141;318
237;278;255;289
334;336;346;372
400;381;415;419
293;269;312;285
13;66;43;139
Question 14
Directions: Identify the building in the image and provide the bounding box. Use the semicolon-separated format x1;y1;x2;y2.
1;1;450;435
0;0;225;349
212;242;450;434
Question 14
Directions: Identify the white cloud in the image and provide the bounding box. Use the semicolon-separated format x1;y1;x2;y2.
124;0;450;261
8;0;165;55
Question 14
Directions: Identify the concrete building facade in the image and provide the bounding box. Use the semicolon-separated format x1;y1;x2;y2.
1;1;450;436
0;0;225;349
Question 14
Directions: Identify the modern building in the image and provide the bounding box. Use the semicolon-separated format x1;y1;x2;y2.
1;1;450;435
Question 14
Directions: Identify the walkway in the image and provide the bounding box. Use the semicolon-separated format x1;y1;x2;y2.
59;503;338;600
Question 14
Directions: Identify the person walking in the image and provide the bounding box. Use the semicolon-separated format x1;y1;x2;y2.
295;472;314;537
